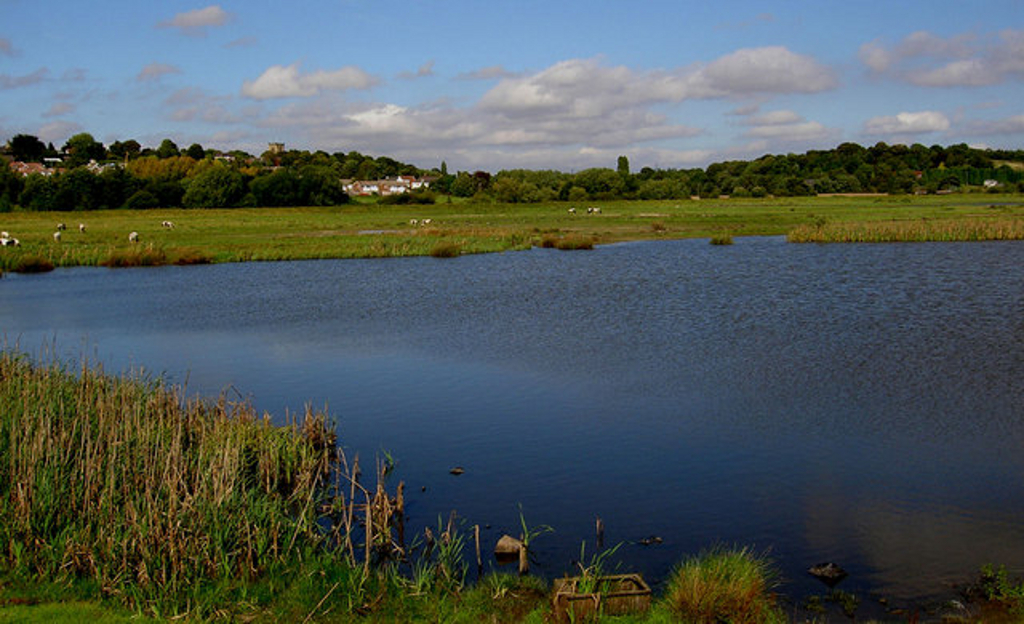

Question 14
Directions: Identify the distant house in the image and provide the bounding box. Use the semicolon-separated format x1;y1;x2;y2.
9;161;52;176
343;176;432;196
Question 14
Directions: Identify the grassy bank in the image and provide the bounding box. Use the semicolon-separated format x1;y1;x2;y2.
1;194;1022;272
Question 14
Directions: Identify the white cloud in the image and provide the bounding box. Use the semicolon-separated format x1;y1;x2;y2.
864;111;950;135
137;62;182;82
695;46;838;96
241;63;377;100
159;5;232;36
964;113;1024;136
738;109;836;143
860;29;1024;88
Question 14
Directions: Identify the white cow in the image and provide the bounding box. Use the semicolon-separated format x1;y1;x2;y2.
129;231;139;243
56;223;66;231
161;220;174;228
79;223;86;233
53;231;61;242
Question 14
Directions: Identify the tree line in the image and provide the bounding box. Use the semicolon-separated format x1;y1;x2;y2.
2;132;1023;212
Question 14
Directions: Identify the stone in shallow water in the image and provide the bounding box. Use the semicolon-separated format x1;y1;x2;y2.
808;562;848;587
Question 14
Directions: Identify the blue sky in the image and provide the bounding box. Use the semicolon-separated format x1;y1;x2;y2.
2;1;1023;171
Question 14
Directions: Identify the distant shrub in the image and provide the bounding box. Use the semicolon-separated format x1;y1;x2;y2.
125;189;160;209
710;234;733;245
380;191;436;205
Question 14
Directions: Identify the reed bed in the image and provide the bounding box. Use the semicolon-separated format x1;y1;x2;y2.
0;350;345;616
787;218;1024;243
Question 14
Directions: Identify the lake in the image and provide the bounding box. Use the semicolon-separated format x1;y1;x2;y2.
3;236;1023;614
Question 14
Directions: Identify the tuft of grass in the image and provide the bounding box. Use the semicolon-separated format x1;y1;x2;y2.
11;253;55;273
553;234;595;250
170;248;213;265
664;547;785;624
100;245;169;267
429;241;462;258
709;234;734;245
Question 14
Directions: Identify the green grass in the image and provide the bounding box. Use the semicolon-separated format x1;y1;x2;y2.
1;194;1022;271
663;547;785;624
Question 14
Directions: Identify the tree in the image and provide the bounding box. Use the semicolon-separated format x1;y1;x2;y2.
109;139;141;162
62;133;105;168
186;143;206;161
182;166;246;208
156;139;180;159
617;155;630;177
9;134;46;162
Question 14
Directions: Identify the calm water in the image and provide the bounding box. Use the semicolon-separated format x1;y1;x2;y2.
3;236;1024;611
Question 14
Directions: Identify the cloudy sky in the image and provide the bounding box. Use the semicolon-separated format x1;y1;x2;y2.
2;0;1023;171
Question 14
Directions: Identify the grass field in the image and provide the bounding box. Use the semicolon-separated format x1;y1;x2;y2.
1;194;1022;272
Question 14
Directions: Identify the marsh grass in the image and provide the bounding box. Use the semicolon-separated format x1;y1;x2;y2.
9;253;54;273
100;245;169;267
664;547;785;624
787;218;1024;243
429;241;462;258
0;350;340;617
709;234;734;245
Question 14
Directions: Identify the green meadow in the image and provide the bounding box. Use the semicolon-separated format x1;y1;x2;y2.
1;193;1023;273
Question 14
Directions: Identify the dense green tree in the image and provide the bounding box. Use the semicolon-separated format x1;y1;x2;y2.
250;169;301;207
62;133;105;168
185;143;206;161
9;133;46;162
182;166;246;208
298;165;348;206
156;139;180;159
0;164;23;211
18;174;58;210
108;139;142;162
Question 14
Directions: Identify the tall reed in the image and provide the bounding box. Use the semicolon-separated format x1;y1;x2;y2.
0;350;340;615
787;218;1024;243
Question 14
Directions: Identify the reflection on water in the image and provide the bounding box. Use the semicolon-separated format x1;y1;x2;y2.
3;236;1024;608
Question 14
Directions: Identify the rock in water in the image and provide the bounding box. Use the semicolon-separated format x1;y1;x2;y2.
494;534;523;564
808;562;848;587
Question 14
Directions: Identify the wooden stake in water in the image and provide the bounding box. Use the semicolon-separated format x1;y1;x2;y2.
596;516;605;550
474;524;482;578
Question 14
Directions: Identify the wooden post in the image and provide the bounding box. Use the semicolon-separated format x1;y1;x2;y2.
474;524;482;578
596;516;605;550
519;541;529;575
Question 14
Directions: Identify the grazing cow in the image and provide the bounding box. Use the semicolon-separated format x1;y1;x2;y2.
0;237;19;247
53;231;61;242
56;223;66;231
410;219;418;226
79;223;86;233
161;220;174;228
568;207;576;214
1;231;8;238
422;218;432;225
129;231;139;243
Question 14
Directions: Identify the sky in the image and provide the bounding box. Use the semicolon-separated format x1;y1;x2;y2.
1;0;1023;172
